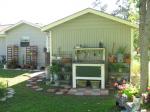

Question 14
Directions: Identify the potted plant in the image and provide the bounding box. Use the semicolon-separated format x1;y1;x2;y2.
108;53;116;63
116;46;126;63
91;80;100;89
77;80;87;88
124;54;131;64
50;62;60;86
108;42;116;63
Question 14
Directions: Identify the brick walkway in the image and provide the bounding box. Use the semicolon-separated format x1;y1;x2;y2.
26;74;109;96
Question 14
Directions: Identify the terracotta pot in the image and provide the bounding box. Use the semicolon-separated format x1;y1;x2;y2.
124;58;131;64
108;55;116;63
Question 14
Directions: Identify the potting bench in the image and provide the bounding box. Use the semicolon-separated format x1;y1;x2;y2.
72;47;105;88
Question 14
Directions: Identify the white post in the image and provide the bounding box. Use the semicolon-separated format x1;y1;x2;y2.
72;64;76;88
149;62;150;86
46;32;49;52
103;49;105;60
49;31;52;66
101;64;105;89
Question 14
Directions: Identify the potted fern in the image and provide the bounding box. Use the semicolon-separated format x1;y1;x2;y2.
50;62;60;86
117;46;126;63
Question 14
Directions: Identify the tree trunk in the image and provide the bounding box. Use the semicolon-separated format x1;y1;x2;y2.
140;0;149;92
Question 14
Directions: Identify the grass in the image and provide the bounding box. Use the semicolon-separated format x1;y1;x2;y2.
0;69;32;78
0;69;120;112
0;82;119;112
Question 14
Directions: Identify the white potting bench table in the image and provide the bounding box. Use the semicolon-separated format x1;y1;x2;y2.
72;48;105;89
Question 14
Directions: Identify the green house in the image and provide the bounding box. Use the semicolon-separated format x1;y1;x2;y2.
42;8;138;88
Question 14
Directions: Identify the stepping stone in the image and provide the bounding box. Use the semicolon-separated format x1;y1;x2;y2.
30;82;37;84
47;89;55;93
7;91;15;95
35;88;43;91
63;85;71;89
27;79;33;82
31;86;39;89
93;89;100;92
91;92;100;96
55;91;63;95
0;97;6;101
100;89;109;95
84;90;92;95
67;89;78;94
8;89;15;92
7;88;14;91
26;84;32;87
78;88;85;92
6;94;13;98
37;79;43;82
69;89;77;92
60;89;68;93
75;92;84;96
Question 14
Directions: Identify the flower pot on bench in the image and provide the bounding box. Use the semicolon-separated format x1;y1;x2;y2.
91;81;100;89
77;80;87;88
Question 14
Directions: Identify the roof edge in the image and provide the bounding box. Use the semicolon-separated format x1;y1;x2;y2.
42;8;138;32
1;20;42;33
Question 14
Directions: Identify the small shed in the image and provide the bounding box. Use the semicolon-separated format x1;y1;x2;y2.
0;21;49;68
42;8;138;88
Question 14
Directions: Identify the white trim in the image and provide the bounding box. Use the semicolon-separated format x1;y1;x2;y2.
1;20;42;33
72;63;105;89
76;77;102;80
49;31;52;66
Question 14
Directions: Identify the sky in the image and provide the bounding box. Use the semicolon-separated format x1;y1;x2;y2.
0;0;117;25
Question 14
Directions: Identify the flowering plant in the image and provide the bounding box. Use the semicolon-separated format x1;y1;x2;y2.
142;86;150;103
114;80;139;100
147;86;150;92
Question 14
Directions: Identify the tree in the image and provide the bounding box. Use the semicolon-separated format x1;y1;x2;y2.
139;0;150;92
92;0;108;12
112;0;130;20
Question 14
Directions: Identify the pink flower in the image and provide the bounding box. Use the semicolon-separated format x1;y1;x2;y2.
113;82;118;87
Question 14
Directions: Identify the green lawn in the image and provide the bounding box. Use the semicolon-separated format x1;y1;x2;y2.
0;69;120;112
0;82;119;112
0;69;32;78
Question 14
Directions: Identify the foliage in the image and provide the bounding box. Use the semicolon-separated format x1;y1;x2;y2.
108;63;126;72
114;81;139;100
50;62;60;74
142;86;150;109
92;0;108;12
111;0;130;20
117;46;126;54
0;81;7;98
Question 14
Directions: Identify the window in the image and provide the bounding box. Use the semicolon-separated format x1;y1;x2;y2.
20;36;30;47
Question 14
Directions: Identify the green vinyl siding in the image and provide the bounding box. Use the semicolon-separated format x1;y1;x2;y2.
50;13;131;58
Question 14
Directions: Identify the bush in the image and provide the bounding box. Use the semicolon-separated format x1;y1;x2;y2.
0;81;7;98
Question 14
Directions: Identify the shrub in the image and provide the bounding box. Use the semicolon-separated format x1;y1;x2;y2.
0;81;7;98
